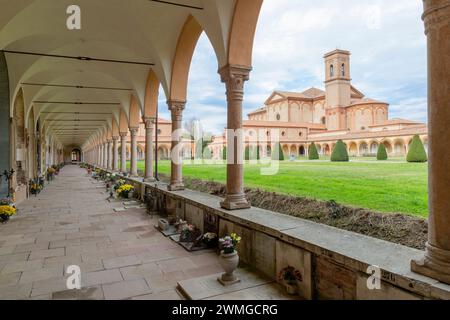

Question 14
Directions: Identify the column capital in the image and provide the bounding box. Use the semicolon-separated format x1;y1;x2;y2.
119;132;128;138
167;99;186;114
422;0;450;34
219;64;252;102
143;117;155;129
129;127;139;135
112;136;119;141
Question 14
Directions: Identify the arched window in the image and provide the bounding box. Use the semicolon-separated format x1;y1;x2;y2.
330;64;334;77
321;117;326;125
276;113;281;121
341;63;345;76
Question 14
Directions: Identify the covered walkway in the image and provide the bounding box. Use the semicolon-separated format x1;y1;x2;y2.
0;165;225;299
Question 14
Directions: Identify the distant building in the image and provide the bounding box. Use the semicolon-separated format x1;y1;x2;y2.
210;49;428;158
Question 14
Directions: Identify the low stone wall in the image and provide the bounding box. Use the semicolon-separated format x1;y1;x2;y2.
103;169;449;300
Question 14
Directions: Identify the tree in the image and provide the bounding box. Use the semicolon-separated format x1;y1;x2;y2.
271;143;285;161
407;135;428;163
331;140;349;162
377;143;388;161
222;147;227;160
245;146;250;161
308;143;319;160
203;147;212;160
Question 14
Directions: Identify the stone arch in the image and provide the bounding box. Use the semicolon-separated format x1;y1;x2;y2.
137;144;145;160
370;141;379;155
290;145;298;157
169;15;203;102
394;139;405;155
323;144;331;155
143;69;159;119
316;144;322;155
282;145;289;157
227;0;264;67
359;141;369;155
128;95;141;129
382;140;393;154
298;145;306;156
349;142;358;157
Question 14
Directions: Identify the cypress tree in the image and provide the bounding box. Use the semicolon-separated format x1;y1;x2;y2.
308;143;319;160
377;143;388;160
407;135;428;163
331;140;349;162
222;147;227;160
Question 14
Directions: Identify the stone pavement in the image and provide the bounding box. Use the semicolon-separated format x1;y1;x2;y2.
0;165;224;300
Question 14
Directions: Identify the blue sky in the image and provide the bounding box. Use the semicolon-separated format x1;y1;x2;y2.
159;0;427;134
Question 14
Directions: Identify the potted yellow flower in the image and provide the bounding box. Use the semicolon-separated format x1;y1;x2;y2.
117;184;135;199
0;205;16;223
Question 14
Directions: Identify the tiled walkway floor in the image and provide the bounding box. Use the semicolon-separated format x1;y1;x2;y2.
0;165;223;300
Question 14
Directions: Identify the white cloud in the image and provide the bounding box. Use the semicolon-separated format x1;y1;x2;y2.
170;0;427;134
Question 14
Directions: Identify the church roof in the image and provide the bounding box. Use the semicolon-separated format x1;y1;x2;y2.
369;118;422;127
349;98;388;106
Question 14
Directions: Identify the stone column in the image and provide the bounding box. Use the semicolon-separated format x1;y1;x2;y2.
107;140;113;170
119;133;127;174
411;0;450;284
103;142;108;168
167;100;185;191
112;136;119;172
99;144;104;168
144;118;155;182
129;128;138;177
219;65;251;210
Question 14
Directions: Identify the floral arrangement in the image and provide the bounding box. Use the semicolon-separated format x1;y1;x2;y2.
30;182;43;195
0;205;16;223
113;179;126;191
0;198;13;206
202;232;218;247
116;184;134;198
47;167;56;174
278;266;302;284
180;223;200;242
219;233;241;254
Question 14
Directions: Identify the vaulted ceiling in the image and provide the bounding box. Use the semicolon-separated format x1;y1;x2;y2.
0;0;238;147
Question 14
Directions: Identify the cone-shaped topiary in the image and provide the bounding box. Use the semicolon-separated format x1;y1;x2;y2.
245;146;250;160
331;140;349;162
407;135;428;163
222;147;227;160
377;143;388;160
308;143;319;160
271;143;285;161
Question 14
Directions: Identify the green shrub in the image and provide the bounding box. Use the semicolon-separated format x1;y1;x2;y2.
271;143;285;161
222;147;227;160
331;140;349;162
245;146;250;161
203;147;212;160
407;135;428;163
308;143;319;160
377;143;388;160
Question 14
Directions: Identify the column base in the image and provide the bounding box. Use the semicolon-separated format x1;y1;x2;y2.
168;182;185;191
220;193;251;210
144;177;156;183
411;243;450;285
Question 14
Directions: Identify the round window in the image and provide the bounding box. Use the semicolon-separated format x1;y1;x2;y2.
276;114;281;121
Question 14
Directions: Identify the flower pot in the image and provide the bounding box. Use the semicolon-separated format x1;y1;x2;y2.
127;191;134;199
218;250;240;285
284;282;299;295
0;214;10;224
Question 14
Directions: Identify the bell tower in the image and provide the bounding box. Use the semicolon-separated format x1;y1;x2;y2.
324;49;351;108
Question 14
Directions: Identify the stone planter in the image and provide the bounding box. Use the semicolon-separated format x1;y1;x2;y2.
218;250;240;286
158;218;169;231
126;191;134;199
284;282;299;295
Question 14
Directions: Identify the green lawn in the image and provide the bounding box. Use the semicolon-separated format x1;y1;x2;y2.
130;159;428;217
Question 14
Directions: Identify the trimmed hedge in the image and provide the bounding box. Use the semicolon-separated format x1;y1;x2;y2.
245;146;261;160
222;147;227;160
331;140;349;162
308;143;319;160
407;135;428;163
377;143;388;160
271;143;285;161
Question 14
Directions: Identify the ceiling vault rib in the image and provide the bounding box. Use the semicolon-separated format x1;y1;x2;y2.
150;0;203;10
34;101;121;105
21;82;132;91
2;50;154;66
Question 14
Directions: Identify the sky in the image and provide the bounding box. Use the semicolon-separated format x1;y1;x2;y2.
159;0;427;134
